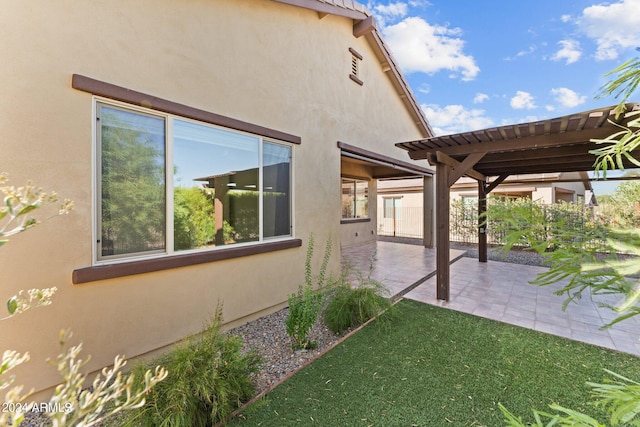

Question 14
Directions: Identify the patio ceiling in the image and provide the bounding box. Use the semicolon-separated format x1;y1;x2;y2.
339;141;434;179
396;103;640;179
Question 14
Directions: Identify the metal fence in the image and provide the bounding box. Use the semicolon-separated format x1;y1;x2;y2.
377;206;423;239
449;199;596;245
378;200;601;245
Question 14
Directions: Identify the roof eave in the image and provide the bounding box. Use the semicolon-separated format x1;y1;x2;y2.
271;0;369;20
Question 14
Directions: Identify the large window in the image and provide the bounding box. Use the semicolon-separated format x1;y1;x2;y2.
97;102;292;262
341;178;368;219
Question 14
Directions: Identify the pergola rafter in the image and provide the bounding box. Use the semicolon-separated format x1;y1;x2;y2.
396;103;640;301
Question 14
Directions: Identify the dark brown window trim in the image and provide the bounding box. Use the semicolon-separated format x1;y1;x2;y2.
72;239;302;284
340;218;371;224
72;74;301;145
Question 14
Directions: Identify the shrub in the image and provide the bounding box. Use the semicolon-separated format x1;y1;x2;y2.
1;173;166;427
285;233;332;350
173;186;216;250
122;306;261;427
323;278;391;334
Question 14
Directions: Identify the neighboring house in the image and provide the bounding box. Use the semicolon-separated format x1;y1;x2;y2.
1;0;434;398
377;172;595;239
448;171;596;205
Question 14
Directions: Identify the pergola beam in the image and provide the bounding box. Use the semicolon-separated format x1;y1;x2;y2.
485;173;510;194
427;152;486;184
477;144;602;163
445;152;486;186
479;162;598;175
406;127;617;159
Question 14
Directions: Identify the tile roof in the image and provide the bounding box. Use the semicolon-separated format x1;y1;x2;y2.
314;0;370;15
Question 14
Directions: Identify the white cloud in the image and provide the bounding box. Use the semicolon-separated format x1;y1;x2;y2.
417;83;431;94
550;87;587;108
473;93;489;104
371;2;408;26
577;0;640;61
382;16;480;81
551;39;582;64
421;103;493;135
560;14;572;23
505;45;537;61
510;91;537;110
517;45;537;58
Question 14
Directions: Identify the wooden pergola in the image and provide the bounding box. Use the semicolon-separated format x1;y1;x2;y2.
396;103;640;301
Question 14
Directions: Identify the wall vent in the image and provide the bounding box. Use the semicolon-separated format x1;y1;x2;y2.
349;47;363;86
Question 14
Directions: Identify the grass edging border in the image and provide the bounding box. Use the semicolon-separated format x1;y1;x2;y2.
223;301;397;425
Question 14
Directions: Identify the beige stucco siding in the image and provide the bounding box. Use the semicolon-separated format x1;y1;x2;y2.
1;0;427;397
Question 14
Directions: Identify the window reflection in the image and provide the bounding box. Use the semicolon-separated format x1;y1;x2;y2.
174;120;259;250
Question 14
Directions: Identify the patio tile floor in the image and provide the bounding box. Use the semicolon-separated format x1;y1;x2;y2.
342;240;640;357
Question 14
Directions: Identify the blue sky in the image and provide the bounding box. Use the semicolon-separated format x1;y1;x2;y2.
366;0;640;193
367;0;639;135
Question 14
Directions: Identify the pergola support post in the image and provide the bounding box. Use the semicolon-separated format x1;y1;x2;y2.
478;181;487;263
423;175;434;248
436;163;450;301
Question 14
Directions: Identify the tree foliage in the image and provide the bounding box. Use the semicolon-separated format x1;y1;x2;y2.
597;47;640;114
100;110;166;256
590;46;640;177
173;186;216;250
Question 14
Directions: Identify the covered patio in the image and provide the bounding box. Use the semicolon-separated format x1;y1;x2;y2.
342;240;640;357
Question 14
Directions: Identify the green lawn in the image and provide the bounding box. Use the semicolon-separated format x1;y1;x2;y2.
228;299;639;427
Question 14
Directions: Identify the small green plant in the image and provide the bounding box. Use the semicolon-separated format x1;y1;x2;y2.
323;253;392;334
323;279;391;334
500;369;640;426
121;305;261;427
499;402;605;427
285;233;332;350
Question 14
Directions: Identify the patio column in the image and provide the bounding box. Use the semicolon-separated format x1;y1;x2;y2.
478;180;487;263
436;163;450;301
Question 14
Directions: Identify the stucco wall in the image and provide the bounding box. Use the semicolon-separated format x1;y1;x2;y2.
0;0;427;397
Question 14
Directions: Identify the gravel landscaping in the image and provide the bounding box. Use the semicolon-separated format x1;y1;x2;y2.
227;307;350;397
451;242;548;267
